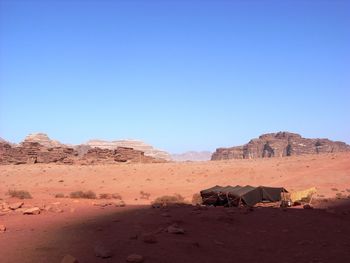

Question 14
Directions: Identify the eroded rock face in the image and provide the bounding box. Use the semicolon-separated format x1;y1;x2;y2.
0;141;77;164
211;132;350;160
81;146;161;164
85;139;171;161
23;133;64;148
0;142;164;165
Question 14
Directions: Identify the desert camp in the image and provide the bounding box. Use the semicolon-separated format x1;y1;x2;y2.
200;185;288;207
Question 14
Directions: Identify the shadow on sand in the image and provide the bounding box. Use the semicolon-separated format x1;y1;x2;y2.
11;200;350;263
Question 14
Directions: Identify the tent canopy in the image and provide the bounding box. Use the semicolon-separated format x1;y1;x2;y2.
200;185;288;207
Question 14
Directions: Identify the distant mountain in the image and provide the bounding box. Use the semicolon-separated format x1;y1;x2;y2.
212;131;350;160
12;133;172;161
84;139;172;161
171;151;212;162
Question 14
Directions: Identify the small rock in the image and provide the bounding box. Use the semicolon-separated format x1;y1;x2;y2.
293;201;302;206
126;254;144;263
113;200;126;207
94;242;112;258
23;207;41;215
142;233;157;244
0;224;6;233
9;202;24;210
167;224;185;234
213;240;224;245
303;204;313;210
61;254;79;263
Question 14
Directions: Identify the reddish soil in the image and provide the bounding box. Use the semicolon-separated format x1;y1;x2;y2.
1;153;350;263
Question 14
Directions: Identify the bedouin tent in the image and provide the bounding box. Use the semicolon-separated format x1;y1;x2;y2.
200;185;288;207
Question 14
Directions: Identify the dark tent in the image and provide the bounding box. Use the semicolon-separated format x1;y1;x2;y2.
200;185;287;207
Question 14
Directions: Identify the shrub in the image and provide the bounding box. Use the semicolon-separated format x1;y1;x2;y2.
140;191;151;200
99;193;122;200
8;189;32;199
70;190;96;199
153;193;186;205
191;193;202;205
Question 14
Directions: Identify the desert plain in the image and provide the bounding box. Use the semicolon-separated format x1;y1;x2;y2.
1;152;350;263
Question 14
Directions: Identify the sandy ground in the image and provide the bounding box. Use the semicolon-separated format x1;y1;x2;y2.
1;152;350;263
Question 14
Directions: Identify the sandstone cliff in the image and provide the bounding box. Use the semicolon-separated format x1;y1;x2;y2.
211;132;350;160
0;134;167;165
85;139;171;161
23;133;64;148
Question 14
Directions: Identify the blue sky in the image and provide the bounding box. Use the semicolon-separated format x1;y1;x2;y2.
0;0;349;153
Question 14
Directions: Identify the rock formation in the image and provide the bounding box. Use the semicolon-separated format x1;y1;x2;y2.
0;141;77;164
23;133;64;148
0;134;166;165
171;151;212;162
211;132;350;160
85;139;171;161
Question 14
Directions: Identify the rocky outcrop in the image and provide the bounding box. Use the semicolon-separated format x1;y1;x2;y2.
211;132;350;160
79;146;163;164
85;139;171;161
0;137;165;165
0;141;77;164
24;133;64;148
171;151;212;162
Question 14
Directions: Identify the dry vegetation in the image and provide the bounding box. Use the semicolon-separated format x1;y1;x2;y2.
69;190;97;199
153;194;186;205
7;189;32;199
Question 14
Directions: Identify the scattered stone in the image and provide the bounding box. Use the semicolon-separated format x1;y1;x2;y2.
23;207;41;215
126;254;144;263
94;242;112;258
113;200;126;207
9;202;24;210
214;240;224;245
142;233;157;244
167;224;185;234
0;224;6;233
303;204;313;210
61;254;79;263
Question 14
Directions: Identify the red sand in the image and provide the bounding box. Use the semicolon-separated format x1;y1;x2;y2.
1;153;350;263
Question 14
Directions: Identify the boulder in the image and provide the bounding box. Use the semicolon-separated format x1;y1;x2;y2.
126;254;144;263
9;202;24;210
0;224;6;233
23;207;41;215
61;254;79;263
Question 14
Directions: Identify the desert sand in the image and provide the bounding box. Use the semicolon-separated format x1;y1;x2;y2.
1;152;350;263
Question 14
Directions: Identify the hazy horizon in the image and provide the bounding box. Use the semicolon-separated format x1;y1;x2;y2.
1;0;349;152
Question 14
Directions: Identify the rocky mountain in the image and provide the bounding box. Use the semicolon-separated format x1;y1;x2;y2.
85;139;171;161
0;133;170;164
23;133;64;148
211;132;350;160
171;151;212;162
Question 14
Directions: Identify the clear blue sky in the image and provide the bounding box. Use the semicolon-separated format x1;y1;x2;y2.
0;0;349;153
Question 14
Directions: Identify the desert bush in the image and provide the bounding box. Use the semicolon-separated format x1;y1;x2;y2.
8;189;32;199
70;190;96;199
55;193;65;198
99;193;122;200
191;193;202;205
153;193;186;205
335;192;346;199
140;191;151;200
